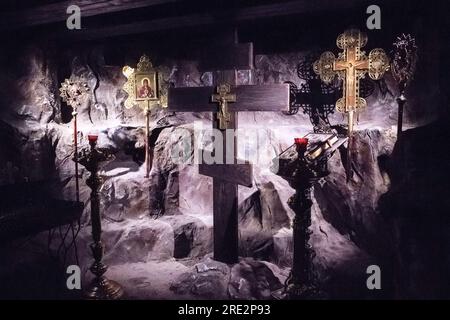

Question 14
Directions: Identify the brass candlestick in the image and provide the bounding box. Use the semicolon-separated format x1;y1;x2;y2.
78;134;124;300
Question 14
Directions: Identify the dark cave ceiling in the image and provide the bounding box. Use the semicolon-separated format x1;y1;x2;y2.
0;0;441;53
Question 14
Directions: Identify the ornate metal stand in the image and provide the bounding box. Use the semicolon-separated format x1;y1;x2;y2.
78;135;124;300
144;103;151;178
122;55;162;178
272;135;347;299
60;78;90;202
391;34;418;140
287;140;324;299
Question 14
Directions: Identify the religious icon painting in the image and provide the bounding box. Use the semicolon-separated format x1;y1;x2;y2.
123;54;160;110
135;72;158;101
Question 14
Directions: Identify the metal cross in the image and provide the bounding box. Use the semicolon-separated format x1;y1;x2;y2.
314;29;389;136
211;83;236;130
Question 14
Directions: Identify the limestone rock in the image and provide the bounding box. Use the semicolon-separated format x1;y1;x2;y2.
170;257;285;300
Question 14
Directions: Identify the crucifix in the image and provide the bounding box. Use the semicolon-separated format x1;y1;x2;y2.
313;29;389;179
168;28;289;263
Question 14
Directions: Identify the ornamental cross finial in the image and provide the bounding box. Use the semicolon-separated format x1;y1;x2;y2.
211;83;236;130
313;29;389;134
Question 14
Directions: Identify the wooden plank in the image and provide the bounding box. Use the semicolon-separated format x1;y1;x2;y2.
199;162;253;187
231;84;289;112
168;83;289;112
212;69;239;264
45;0;381;40
199;43;253;72
167;86;215;112
0;0;179;30
213;179;238;263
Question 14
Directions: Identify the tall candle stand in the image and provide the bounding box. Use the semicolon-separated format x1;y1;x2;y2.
78;134;124;300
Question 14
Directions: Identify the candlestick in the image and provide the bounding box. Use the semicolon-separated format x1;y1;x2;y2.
78;135;123;300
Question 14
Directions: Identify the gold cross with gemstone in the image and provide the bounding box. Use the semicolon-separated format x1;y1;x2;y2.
314;29;389;134
211;83;236;130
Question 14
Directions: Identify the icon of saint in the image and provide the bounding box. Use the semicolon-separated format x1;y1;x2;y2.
138;78;154;98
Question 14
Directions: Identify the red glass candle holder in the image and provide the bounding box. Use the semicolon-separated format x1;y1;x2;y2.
88;134;98;143
294;137;309;148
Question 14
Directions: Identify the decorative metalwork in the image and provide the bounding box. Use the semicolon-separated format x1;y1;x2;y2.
392;34;418;91
314;28;390;133
59;78;90;109
78;135;123;300
271;134;347;299
122;55;163;178
314;29;389;181
59;77;90;202
391;34;418;139
123;54;160;110
211;83;236;130
285;53;374;133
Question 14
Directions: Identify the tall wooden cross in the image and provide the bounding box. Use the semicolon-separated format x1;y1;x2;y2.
313;29;389;179
168;29;289;263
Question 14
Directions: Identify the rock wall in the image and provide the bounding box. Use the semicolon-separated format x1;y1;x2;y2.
0;44;442;298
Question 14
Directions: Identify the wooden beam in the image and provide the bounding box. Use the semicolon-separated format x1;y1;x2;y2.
168;84;289;112
168;87;215;112
48;0;375;40
199;43;253;72
0;0;179;30
199;162;253;187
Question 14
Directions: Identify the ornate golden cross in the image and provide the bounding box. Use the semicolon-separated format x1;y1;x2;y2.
211;83;236;130
314;29;389;134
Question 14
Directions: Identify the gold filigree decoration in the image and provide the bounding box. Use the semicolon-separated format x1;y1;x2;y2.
314;29;389;136
122;54;166;112
314;29;389;115
59;78;90;109
313;52;336;84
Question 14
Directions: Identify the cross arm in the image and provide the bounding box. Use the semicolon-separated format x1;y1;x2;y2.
229;84;290;112
168;83;289;112
198;149;252;187
168;86;216;112
199;162;253;187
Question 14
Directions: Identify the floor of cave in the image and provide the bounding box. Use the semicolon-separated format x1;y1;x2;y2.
0;228;389;300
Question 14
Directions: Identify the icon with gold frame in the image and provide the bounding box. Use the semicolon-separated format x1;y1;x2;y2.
123;54;160;108
123;54;162;178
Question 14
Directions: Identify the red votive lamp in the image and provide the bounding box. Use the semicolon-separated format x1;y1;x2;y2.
88;134;98;143
294;137;309;148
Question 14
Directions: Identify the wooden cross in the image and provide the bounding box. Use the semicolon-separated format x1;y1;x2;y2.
168;29;289;263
